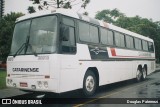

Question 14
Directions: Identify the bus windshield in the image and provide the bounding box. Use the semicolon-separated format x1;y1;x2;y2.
10;15;57;56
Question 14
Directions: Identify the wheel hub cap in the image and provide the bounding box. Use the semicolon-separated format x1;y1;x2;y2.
86;76;95;92
137;70;142;80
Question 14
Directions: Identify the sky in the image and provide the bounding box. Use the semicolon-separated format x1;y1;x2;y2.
4;0;160;21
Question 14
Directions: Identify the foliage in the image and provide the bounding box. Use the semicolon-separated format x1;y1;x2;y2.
95;9;160;62
95;8;125;24
28;0;90;13
0;71;7;89
28;6;36;14
0;12;24;62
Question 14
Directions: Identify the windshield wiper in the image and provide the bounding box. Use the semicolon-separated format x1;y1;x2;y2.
28;44;38;57
13;43;26;57
13;43;38;57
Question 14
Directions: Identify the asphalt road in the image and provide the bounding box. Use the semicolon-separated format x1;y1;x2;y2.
1;70;160;107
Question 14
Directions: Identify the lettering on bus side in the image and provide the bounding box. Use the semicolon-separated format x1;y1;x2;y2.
38;56;49;60
12;68;39;72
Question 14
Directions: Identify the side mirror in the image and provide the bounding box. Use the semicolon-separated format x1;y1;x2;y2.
60;26;69;41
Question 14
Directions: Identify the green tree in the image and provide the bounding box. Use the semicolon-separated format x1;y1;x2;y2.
95;8;125;24
0;12;24;62
28;0;90;13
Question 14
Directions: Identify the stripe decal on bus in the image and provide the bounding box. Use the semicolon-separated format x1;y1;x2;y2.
110;48;116;56
88;46;154;60
110;48;155;59
79;58;155;61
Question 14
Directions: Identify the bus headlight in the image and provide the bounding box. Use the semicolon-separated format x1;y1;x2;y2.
37;81;42;88
10;79;13;84
13;83;16;87
44;81;48;88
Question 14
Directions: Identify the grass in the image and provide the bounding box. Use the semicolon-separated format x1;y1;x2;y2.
0;70;7;89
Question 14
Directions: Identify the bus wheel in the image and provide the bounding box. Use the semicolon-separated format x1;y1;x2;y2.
142;68;147;80
136;69;142;82
83;70;97;96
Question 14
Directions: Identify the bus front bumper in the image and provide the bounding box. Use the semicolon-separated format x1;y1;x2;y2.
6;77;59;93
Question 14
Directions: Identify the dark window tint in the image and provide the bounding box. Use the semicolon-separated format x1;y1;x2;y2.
134;38;142;50
108;30;114;45
115;32;125;47
142;40;148;51
61;25;75;46
101;28;107;44
148;42;154;52
126;35;134;49
100;28;114;45
62;17;74;26
79;22;90;42
61;17;76;53
79;21;99;43
90;25;99;43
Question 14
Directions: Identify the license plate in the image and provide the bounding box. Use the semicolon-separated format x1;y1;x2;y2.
20;82;28;87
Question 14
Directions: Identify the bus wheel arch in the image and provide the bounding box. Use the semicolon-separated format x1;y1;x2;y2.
82;67;99;96
136;65;143;82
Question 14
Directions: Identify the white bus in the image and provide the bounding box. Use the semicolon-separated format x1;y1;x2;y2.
6;9;155;96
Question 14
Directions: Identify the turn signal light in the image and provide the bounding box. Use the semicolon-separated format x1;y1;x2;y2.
45;75;50;79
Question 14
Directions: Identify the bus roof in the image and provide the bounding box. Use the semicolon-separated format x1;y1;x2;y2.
108;24;153;42
17;9;153;42
17;9;79;22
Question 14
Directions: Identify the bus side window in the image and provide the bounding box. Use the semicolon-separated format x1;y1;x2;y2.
61;17;76;53
126;35;134;49
134;38;142;50
115;32;125;48
100;28;114;46
142;40;148;51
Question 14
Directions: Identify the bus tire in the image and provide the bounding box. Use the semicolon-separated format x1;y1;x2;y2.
136;68;142;82
142;68;147;80
83;70;97;96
